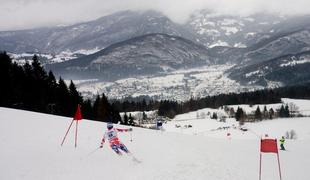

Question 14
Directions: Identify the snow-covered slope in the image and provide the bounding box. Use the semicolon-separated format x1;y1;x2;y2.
229;51;310;86
187;11;287;48
1;104;310;180
0;10;193;54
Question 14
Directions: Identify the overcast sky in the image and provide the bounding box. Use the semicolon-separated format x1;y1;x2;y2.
0;0;309;31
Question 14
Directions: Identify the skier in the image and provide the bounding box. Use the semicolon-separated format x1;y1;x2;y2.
279;136;285;150
100;122;133;155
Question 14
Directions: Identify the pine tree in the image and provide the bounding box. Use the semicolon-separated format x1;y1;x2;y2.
269;108;275;119
92;95;100;120
46;71;57;109
30;55;49;111
263;105;268;119
229;108;235;118
69;80;83;115
235;107;242;121
110;109;121;124
255;106;262;121
211;112;218;119
128;113;134;126
56;77;70;116
97;93;110;122
284;104;290;117
96;93;120;123
0;52;13;106
235;107;246;125
31;55;47;80
123;112;129;125
142;111;147;121
19;62;34;109
81;99;94;120
11;62;25;106
279;105;285;117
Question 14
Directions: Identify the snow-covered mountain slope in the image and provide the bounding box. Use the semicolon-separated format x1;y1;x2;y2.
240;28;310;65
2;10;309;55
0;10;193;54
46;33;215;81
206;23;310;65
8;51;93;65
186;10;288;48
229;51;310;86
1;101;310;180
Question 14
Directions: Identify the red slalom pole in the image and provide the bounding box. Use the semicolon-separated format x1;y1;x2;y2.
259;153;262;180
75;120;79;148
61;119;74;146
277;153;282;180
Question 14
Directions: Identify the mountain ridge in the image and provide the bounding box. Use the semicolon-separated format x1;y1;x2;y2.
46;33;214;81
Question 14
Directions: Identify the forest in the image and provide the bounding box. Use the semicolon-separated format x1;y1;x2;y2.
1;51;310;123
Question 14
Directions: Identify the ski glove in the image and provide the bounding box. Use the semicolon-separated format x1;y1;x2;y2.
128;128;133;131
100;138;105;148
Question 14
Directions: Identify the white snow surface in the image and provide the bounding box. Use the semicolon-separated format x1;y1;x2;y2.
1;100;310;180
280;59;310;67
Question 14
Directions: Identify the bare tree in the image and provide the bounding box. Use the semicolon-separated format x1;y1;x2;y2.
288;102;299;116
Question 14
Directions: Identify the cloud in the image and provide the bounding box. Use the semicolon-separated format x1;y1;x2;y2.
0;0;309;30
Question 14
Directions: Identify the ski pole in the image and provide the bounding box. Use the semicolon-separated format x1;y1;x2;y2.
87;147;100;156
130;131;133;142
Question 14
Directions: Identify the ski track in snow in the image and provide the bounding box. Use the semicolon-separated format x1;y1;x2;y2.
1;99;310;180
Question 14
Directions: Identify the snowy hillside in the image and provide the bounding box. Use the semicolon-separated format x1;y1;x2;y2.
229;51;310;86
8;50;95;65
166;98;310;139
1;101;310;179
0;10;192;54
187;10;288;48
46;33;214;81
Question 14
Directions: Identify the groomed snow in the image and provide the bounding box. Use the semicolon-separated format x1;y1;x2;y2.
1;103;310;180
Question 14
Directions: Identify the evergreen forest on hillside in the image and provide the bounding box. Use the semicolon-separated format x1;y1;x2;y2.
1;51;310;123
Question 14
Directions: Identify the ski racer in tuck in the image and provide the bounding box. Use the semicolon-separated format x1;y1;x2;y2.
100;122;133;155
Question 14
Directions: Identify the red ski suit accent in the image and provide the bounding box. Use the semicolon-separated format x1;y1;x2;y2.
101;128;130;146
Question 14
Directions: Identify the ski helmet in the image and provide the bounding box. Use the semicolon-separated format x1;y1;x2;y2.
107;122;113;129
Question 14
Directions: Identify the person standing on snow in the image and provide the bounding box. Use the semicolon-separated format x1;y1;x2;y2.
279;136;285;150
100;122;133;155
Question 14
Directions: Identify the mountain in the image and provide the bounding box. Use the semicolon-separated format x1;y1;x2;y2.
0;11;194;54
46;33;214;81
240;26;310;65
2;10;310;100
188;10;310;49
210;25;310;65
2;10;309;55
187;10;288;48
229;51;310;87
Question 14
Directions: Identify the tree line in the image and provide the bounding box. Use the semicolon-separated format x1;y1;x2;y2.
234;104;291;125
2;51;310;122
112;84;310;119
0;52;120;123
160;84;310;118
